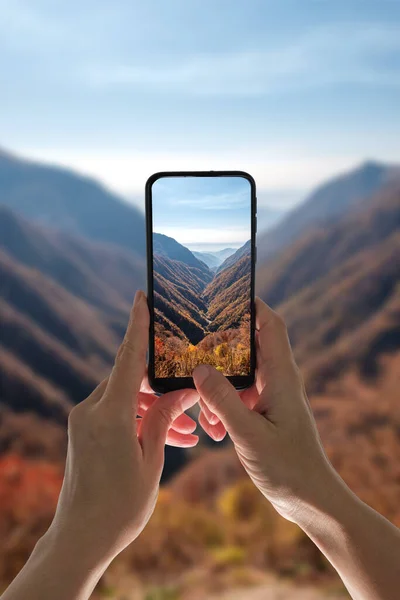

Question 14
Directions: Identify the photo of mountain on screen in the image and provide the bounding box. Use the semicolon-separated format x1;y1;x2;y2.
152;175;252;379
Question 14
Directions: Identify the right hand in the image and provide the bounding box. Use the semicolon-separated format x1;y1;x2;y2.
193;298;338;524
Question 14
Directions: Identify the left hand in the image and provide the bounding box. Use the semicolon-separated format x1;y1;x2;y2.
46;291;199;568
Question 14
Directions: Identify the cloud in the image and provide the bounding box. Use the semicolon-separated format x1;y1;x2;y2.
86;23;400;95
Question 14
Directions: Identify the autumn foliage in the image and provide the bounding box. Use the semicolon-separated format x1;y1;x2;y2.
155;319;250;377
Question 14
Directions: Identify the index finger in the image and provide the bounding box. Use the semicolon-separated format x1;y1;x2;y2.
102;290;149;414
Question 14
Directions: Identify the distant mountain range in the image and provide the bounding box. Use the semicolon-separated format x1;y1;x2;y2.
192;248;237;270
217;240;251;273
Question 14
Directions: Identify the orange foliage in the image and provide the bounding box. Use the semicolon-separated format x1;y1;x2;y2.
0;454;62;583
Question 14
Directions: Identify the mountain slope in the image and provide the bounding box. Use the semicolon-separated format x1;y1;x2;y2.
257;161;400;262
0;148;145;256
153;255;210;344
203;254;251;331
217;240;251;273
257;183;400;393
0;207;145;317
0;208;147;439
153;233;211;278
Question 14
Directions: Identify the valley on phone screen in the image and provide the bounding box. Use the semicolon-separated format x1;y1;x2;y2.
152;176;252;378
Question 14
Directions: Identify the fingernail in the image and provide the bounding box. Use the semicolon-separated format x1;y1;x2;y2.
193;364;210;386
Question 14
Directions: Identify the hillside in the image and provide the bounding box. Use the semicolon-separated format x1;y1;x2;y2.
204;254;251;332
153;233;210;275
257;161;400;262
0;209;147;456
0;206;145;317
217;240;251;273
257;184;400;393
0;148;146;256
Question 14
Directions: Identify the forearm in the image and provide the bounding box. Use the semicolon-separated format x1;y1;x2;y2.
1;527;111;600
296;467;400;600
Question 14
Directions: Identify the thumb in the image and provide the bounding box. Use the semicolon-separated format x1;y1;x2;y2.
193;365;252;441
140;389;199;472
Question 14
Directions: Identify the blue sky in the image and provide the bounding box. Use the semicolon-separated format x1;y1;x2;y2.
152;175;251;250
1;0;399;215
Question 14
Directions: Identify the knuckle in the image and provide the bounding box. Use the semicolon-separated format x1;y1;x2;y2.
119;338;139;360
155;404;173;428
207;381;231;413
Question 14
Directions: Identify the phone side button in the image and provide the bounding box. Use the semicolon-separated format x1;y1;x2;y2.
255;246;257;263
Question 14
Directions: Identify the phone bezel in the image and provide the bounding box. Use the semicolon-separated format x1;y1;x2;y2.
145;170;257;394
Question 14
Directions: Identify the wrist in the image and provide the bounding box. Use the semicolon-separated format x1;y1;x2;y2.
38;521;113;577
292;462;358;539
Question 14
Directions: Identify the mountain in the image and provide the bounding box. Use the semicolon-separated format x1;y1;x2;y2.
257;182;400;394
153;233;210;275
153;235;251;344
257;161;400;262
192;251;221;270
203;253;251;332
255;204;286;233
0;208;147;456
217;239;251;273
0;206;145;317
213;248;237;261
0;148;146;257
154;254;211;344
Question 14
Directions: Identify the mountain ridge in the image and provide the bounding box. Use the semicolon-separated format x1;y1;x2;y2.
0;149;146;257
257;161;400;262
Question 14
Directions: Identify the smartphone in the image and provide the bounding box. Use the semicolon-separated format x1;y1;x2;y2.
146;171;256;394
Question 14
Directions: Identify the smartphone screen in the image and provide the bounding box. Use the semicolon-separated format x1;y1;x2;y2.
146;171;256;393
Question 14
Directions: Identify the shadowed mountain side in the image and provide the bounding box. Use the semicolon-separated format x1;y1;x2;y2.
257;161;400;262
0;300;101;407
257;183;400;307
0;148;146;256
154;308;189;341
154;254;212;298
0;206;144;315
154;293;206;344
0;345;72;422
0;250;119;364
204;254;251;331
153;233;212;279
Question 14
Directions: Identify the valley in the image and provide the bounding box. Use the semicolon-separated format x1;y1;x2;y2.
153;233;251;377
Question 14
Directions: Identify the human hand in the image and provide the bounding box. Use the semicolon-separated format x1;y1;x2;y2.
47;291;199;567
194;298;336;525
